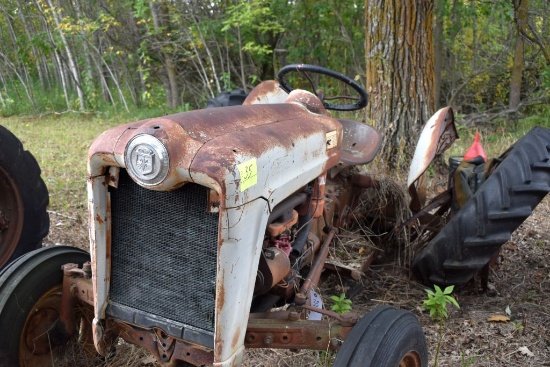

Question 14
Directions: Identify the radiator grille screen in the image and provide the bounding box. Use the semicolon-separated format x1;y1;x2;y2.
109;170;218;333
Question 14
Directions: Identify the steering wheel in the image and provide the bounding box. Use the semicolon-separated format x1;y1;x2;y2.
277;64;369;111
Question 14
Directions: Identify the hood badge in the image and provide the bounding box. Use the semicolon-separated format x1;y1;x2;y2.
136;147;155;175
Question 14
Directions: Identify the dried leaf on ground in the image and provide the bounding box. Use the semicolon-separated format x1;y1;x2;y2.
518;346;534;357
487;315;510;323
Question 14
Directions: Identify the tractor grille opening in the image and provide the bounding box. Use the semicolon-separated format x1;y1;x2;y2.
108;170;218;334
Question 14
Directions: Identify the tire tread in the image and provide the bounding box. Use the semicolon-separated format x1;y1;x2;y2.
412;127;550;286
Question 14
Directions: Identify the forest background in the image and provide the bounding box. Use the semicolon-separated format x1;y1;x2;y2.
1;0;548;125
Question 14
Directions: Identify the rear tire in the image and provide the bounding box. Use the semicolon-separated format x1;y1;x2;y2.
412;127;550;286
0;126;49;269
0;246;90;366
333;305;428;367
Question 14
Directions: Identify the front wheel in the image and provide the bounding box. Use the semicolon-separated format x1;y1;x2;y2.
0;246;91;366
333;305;428;367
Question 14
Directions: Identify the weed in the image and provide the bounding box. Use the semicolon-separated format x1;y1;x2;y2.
511;321;524;332
423;285;460;367
330;293;352;314
505;305;525;334
461;352;477;367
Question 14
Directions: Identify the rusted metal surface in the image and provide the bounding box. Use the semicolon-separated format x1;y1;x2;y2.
110;321;214;367
399;351;424;367
62;262;95;306
399;190;451;233
311;174;326;219
299;305;358;326
285;89;330;116
0;165;24;267
295;228;336;305
338;119;382;165
245;319;352;351
407;107;458;212
57;263;80;338
350;173;380;189
267;210;299;237
243;80;290;106
19;286;63;365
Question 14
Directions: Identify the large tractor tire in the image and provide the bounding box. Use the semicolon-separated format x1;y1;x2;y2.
412;126;550;286
0;126;49;269
0;246;91;366
333;305;428;367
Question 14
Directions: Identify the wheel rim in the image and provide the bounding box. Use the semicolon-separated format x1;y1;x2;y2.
20;285;65;365
0;164;24;268
399;351;422;367
19;285;94;366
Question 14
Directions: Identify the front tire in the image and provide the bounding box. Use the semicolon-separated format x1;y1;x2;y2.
333;305;428;367
0;246;90;366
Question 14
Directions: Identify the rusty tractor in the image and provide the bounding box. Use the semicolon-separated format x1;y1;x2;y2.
0;64;548;367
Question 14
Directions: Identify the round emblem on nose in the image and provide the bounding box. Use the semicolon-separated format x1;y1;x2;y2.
125;134;169;186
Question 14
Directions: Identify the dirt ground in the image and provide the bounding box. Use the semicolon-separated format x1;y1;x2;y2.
44;195;550;366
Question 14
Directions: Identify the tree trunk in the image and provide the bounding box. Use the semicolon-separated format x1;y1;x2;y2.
44;0;86;111
433;1;444;108
150;0;179;109
237;26;248;93
365;0;436;169
192;15;221;94
509;0;528;111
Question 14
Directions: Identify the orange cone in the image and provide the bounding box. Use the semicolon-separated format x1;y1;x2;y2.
464;132;487;161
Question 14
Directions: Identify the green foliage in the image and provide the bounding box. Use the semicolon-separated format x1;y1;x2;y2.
505;306;524;333
284;0;365;79
221;0;285;75
0;0;548;125
423;285;460;321
330;293;352;314
423;285;460;367
461;352;478;367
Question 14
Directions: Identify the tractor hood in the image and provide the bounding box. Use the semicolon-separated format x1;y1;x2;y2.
88;96;342;208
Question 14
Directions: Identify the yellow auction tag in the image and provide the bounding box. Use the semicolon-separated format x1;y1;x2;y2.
237;158;258;192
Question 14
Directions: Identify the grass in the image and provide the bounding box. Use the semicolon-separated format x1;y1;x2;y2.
0;113;124;216
446;112;550;160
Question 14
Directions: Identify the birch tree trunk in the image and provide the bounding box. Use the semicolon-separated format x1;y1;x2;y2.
43;0;86;111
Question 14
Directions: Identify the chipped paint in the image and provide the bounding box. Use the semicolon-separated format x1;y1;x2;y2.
408;107;458;211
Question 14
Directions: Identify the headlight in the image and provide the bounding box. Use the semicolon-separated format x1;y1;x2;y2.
125;134;169;186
